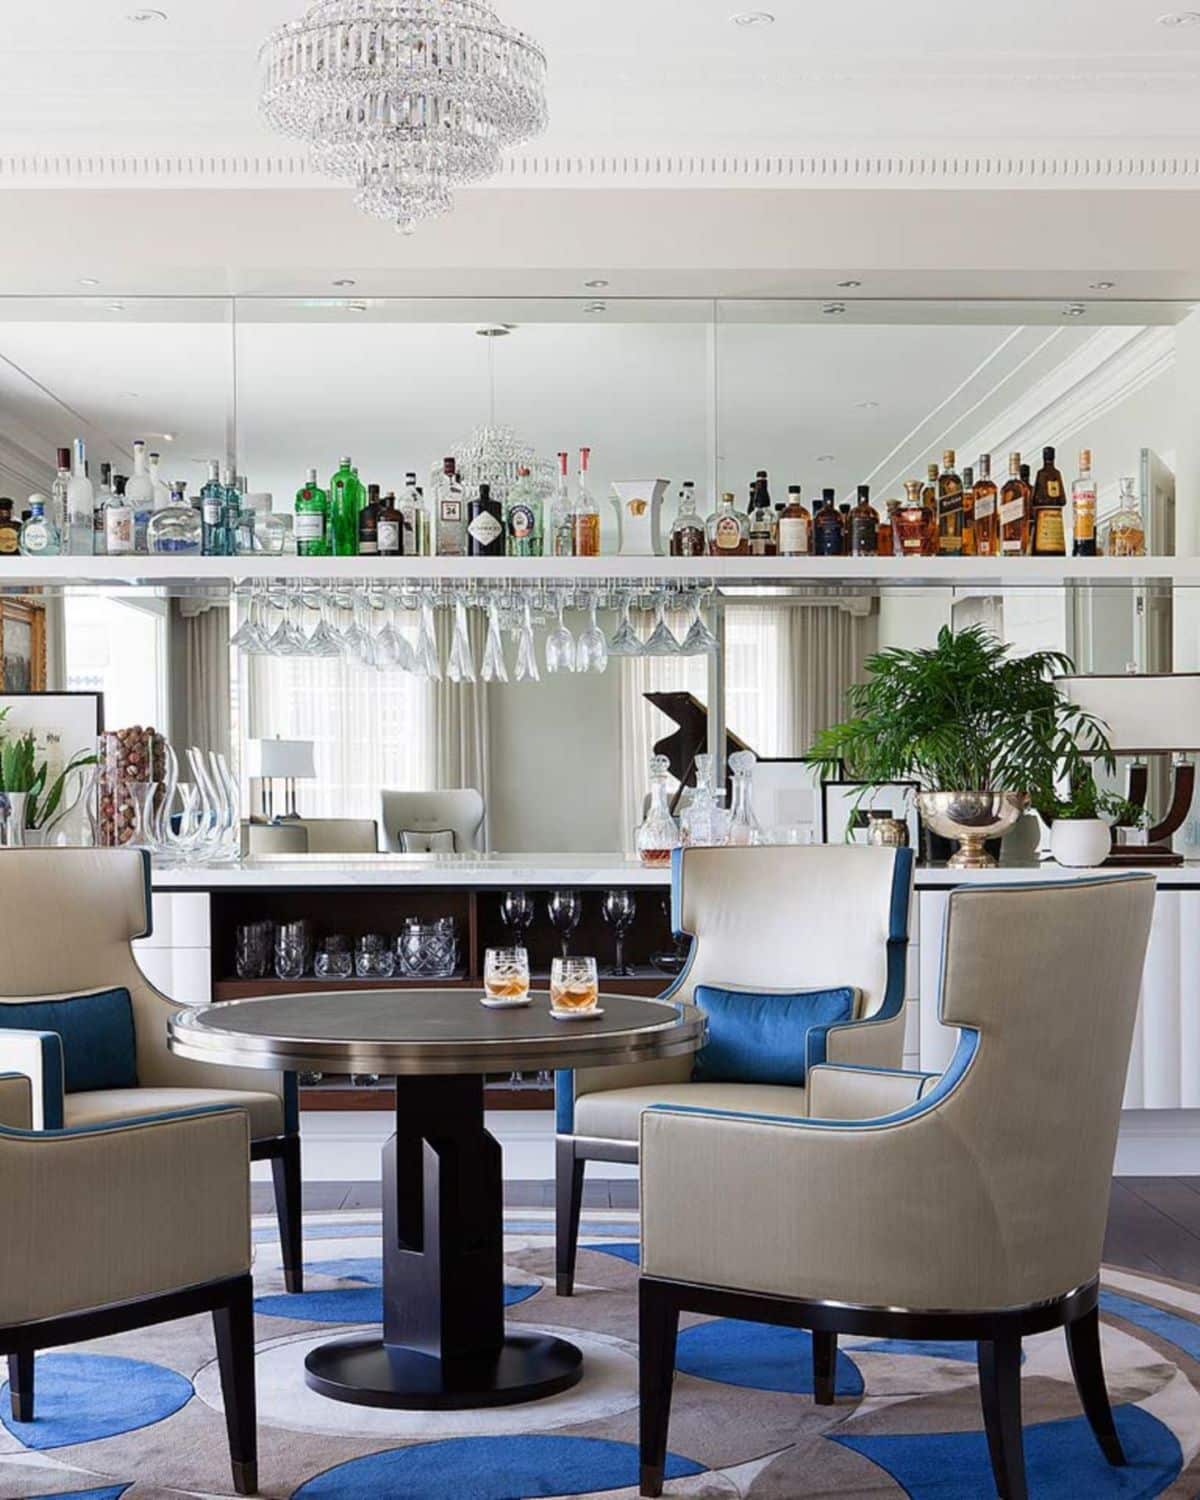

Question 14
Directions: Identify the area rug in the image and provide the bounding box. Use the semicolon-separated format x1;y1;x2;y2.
3;1208;1200;1498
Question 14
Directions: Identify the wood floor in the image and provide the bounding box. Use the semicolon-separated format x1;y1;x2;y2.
251;1177;1200;1280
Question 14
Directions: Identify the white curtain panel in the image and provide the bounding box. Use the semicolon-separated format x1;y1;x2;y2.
433;611;491;849
178;603;232;760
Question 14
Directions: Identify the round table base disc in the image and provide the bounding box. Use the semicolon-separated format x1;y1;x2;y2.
303;1331;584;1410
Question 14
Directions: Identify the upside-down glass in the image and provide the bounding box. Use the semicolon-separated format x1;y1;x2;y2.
550;955;599;1014
576;595;609;674
484;947;531;1003
546;594;575;675
448;596;477;683
482;596;510;683
608;592;643;657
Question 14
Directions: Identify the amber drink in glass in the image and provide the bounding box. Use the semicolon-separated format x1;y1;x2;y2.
484;947;531;1003
551;956;600;1014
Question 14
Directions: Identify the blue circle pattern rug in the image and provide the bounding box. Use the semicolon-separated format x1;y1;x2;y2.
1;1210;1199;1497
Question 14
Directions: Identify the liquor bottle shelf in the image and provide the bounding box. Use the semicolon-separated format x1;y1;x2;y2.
0;554;1191;590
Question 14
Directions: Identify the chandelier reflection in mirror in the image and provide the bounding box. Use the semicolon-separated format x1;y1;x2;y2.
258;0;549;233
232;581;720;683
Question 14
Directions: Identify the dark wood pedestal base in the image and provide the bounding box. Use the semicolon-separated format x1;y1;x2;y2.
303;1072;584;1411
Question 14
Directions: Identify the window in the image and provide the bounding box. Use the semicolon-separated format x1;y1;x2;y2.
64;594;168;731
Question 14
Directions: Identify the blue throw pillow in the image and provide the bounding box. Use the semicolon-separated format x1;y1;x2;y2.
0;987;137;1094
692;984;857;1087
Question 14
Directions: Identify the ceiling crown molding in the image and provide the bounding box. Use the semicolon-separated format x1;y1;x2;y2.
4;150;1200;190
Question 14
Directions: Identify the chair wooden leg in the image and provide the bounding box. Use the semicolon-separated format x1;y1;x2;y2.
556;1137;586;1297
270;1135;304;1295
639;1279;680;1499
978;1334;1027;1500
812;1329;837;1405
213;1275;258;1497
7;1350;33;1423
1066;1305;1126;1466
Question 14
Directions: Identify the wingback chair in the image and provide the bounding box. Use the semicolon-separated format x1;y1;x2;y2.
555;843;914;1295
0;1070;258;1494
637;874;1157;1500
0;847;303;1292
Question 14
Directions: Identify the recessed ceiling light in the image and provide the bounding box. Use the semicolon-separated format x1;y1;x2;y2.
475;323;515;337
1063;303;1087;317
817;454;836;463
837;279;863;289
584;279;610;289
160;432;176;442
1089;280;1116;290
822;302;846;315
78;277;100;287
126;6;167;19
584;301;608;314
856;400;879;409
1158;10;1200;23
332;278;356;287
730;10;774;24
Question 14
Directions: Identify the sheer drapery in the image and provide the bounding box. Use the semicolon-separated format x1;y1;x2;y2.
174;601;231;760
434;611;492;848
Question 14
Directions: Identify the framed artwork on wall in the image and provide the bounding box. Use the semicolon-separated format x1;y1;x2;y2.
0;600;47;692
753;758;837;844
0;689;104;784
822;779;920;848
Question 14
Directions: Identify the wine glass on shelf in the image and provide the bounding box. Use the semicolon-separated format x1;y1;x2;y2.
680;589;720;656
601;888;637;977
607;591;643;657
545;593;576;675
576;593;609;674
547;889;582;959
500;889;535;947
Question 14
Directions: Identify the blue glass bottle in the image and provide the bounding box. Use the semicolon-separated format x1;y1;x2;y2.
200;460;225;556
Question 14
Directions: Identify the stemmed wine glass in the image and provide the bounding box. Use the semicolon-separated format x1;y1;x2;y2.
547;889;582;959
482;596;510;683
601;888;637;977
546;593;575;675
500;889;536;946
680;590;720;656
576;594;609;673
607;591;643;657
643;592;683;656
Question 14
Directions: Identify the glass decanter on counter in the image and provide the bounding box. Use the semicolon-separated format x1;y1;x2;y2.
635;754;682;867
1107;477;1146;557
725;749;762;847
680;753;730;847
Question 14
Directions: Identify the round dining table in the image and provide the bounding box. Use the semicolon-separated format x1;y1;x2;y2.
169;987;705;1412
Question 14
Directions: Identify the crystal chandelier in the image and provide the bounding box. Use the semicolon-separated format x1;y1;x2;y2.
259;0;548;234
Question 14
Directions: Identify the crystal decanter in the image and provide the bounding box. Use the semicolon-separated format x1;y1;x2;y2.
726;750;762;847
680;753;729;848
635;755;683;867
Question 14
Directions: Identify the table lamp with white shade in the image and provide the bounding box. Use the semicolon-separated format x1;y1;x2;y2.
245;737;316;822
1058;674;1200;866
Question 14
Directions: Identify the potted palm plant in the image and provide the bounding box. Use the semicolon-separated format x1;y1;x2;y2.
809;625;1112;868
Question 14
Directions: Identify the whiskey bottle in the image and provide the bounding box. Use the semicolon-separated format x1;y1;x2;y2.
706;492;750;555
748;472;776;557
1030;446;1067;557
1108;477;1145;557
848;484;879;556
961;465;975;557
777;485;811;557
571;447;602;556
922;461;939;512
813;489;844;557
1071;448;1097;557
467;482;505;557
877;499;898;557
0;498;19;557
377;490;404;557
294;468;329;557
937;449;964;556
972;455;998;558
435;457;466;557
999;453;1030;557
359;483;381;556
669;481;707;556
894;480;937;558
550;451;573;557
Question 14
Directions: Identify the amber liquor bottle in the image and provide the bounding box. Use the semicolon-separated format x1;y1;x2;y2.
748;472;776;557
777;485;811;557
813;489;844;556
1071;449;1098;558
895;479;937;558
877;499;898;557
960;466;976;556
1030;446;1067;557
921;462;938;512
0;498;19;557
359;483;380;556
937;449;964;555
972;455;998;557
706;492;750;555
999;453;1029;556
848;484;879;556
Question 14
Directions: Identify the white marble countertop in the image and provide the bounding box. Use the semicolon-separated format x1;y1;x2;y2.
148;853;1200;890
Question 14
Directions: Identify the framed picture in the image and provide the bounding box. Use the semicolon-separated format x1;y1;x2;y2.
753;758;834;844
822;780;920;848
0;690;104;785
0;600;47;692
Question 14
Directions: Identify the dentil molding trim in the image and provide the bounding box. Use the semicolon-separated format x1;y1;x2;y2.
5;151;1200;189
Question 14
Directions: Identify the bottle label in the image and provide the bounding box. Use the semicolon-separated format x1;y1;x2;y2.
1000;497;1025;526
0;527;17;556
974;494;996;520
508;503;536;541
1033;508;1066;554
714;514;743;551
1073;483;1097;541
850;518;878;556
202;500;222;526
378;519;401;554
468;511;504;549
440;498;463;522
22;523;49;554
777;517;809;555
359;537;380;556
1047;479;1063;499
106;510;134;554
295;514;324;542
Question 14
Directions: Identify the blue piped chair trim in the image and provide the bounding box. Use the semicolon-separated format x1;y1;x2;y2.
649;1025;979;1135
0;1100;247;1142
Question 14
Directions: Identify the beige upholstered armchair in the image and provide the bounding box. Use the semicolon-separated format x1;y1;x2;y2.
637;874;1156;1500
0;847;303;1291
556;843;914;1295
0;1070;258;1493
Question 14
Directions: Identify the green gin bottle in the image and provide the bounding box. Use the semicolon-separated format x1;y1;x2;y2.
506;466;544;556
329;457;363;557
295;468;328;556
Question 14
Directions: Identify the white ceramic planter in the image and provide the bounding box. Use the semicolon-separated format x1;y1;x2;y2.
1050;818;1112;868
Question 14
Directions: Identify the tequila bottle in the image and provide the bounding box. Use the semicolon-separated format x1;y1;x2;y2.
434;457;466;558
105;475;134;556
936;449;964;555
1071;448;1097;557
18;497;60;556
668;481;707;557
972;454;999;557
571;446;601;557
66;438;95;555
706;491;750;555
200;460;225;556
467;482;505;557
506;466;544;557
777;485;811;557
51;447;70;537
1030;446;1067;557
126;441;156;553
1108;477;1145;557
999;453;1030;557
294;468;328;556
550;451;574;557
329;457;364;557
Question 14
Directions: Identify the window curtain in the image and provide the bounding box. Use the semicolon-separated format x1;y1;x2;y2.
781;604;876;755
174;601;231;760
433;611;492;849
